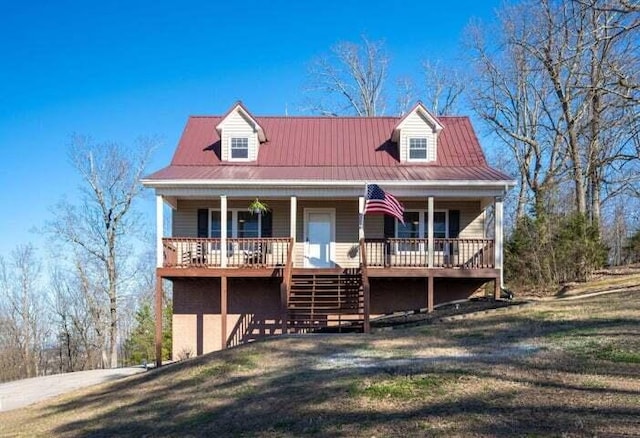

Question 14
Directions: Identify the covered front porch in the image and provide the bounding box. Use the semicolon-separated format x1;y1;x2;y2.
154;193;504;274
152;189;506;366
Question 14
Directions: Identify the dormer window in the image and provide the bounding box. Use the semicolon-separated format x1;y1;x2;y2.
409;138;428;160
230;137;249;160
392;103;443;163
216;103;266;162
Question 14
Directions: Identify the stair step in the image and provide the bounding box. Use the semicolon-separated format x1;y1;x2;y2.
285;269;364;331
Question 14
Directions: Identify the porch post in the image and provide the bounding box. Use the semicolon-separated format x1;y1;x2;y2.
427;196;434;268
358;196;365;240
427;275;434;313
220;195;228;268
156;195;164;268
290;196;297;241
221;276;227;349
494;196;504;289
155;273;163;368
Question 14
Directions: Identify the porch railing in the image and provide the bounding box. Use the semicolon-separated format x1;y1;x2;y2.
363;238;495;269
162;237;293;268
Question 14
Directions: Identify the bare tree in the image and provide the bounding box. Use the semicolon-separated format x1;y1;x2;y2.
47;136;154;368
305;36;388;116
421;60;466;116
467;7;566;220
468;0;639;229
395;76;416;116
0;244;49;381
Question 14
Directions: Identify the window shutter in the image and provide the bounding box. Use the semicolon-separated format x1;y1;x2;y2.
197;209;208;237
260;211;273;238
449;210;460;238
383;215;395;238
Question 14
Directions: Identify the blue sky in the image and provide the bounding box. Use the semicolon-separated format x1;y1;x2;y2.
0;0;503;255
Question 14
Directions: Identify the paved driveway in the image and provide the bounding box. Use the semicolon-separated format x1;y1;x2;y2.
0;367;146;412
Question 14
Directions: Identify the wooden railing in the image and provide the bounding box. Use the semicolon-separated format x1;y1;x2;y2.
363;238;494;269
161;237;293;268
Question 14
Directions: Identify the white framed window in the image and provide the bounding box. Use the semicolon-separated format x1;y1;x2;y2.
409;137;428;161
209;209;261;238
230;137;249;160
395;210;448;251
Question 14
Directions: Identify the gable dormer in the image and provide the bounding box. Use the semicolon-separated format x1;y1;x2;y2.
216;102;266;162
392;102;443;163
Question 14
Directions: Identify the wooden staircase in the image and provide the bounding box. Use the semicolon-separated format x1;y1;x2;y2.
287;269;364;332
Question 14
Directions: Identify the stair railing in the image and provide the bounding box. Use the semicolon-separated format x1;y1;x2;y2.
359;238;371;333
280;237;294;334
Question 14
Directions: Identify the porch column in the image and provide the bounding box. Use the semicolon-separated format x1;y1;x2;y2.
220;195;228;268
427;196;434;268
358;196;365;240
155;273;163;368
427;275;434;313
290;196;297;241
494;196;504;290
156;195;164;268
221;276;227;349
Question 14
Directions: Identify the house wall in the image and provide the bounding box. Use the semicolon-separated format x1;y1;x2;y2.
171;199;484;268
369;278;489;314
398;110;438;162
170;276;491;358
172;278;282;358
218;110;259;161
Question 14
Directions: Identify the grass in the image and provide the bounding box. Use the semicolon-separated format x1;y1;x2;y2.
349;373;457;399
1;288;639;437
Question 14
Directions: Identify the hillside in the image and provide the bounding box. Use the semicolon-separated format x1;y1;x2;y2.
1;287;639;437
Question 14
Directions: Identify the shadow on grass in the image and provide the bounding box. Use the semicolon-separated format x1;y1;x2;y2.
33;290;640;437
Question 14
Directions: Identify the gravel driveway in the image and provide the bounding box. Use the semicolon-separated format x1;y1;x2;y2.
0;367;146;412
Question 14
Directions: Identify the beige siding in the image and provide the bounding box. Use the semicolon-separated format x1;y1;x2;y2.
219;110;259;161
173;199;484;239
436;201;484;238
399;111;438;162
396;200;484;238
171;198;484;267
173;199;290;238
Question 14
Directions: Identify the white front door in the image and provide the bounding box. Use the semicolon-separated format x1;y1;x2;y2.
304;209;335;268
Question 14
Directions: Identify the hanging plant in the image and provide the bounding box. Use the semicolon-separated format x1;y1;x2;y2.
248;198;270;215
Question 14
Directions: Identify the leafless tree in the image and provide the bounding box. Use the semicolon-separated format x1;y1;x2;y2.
466;6;567;220
468;0;639;229
395;76;416;116
305;36;388;116
0;244;49;381
421;60;466;116
47;136;154;368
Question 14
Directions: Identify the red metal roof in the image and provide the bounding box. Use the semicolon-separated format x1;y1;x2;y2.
146;113;512;183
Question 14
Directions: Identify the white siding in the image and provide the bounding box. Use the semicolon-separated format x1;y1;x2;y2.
219;110;259;161
399;110;438;162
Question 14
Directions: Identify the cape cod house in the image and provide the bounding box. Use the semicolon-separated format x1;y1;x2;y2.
142;102;515;366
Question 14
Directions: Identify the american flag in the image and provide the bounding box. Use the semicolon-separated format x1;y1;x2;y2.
364;184;405;224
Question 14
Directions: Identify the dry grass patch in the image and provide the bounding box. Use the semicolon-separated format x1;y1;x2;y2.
1;289;638;437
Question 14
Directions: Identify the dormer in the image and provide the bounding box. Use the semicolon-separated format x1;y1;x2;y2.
216;102;266;162
391;102;443;163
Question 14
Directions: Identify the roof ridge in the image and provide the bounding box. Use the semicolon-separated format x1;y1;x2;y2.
187;114;469;119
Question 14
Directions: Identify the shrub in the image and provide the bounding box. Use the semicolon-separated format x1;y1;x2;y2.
505;213;606;292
